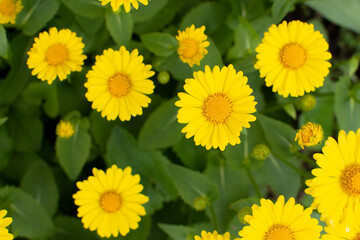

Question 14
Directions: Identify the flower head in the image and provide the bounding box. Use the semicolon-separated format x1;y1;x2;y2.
56;120;75;139
251;144;270;160
176;25;210;67
255;20;332;97
238;195;322;240
85;46;155;121
98;0;149;12
0;0;22;24
194;230;238;240
73;165;149;238
175;65;257;151
0;210;13;240
27;27;87;84
305;129;360;224
295;122;324;149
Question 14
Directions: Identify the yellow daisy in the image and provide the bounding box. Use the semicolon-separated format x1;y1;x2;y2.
27;27;87;84
56;120;75;139
255;20;332;97
238;195;322;240
322;205;360;240
73;165;149;238
175;65;257;151
295;122;324;149
176;24;210;67
0;210;13;240
85;46;155;121
305;129;360;224
98;0;149;12
0;0;22;24
194;230;239;240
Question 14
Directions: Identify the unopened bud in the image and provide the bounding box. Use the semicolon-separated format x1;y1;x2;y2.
157;71;170;84
193;196;208;211
251;144;270;161
238;206;252;224
297;94;316;111
295;122;323;149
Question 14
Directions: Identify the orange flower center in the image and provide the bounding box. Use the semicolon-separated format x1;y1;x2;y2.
0;0;16;15
202;93;233;124
264;224;295;240
354;233;360;240
340;164;360;196
108;73;132;98
279;42;307;70
179;38;199;58
45;43;69;66
99;191;122;213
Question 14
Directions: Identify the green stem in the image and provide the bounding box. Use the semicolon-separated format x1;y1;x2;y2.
209;202;219;231
244;165;262;198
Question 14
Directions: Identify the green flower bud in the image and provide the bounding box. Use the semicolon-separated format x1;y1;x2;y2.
157;71;170;84
297;94;316;111
193;196;208;211
251;144;270;161
238;206;252;224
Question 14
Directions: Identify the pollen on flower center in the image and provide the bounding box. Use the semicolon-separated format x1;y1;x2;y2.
179;38;199;58
279;42;307;70
45;43;69;66
264;224;295;240
0;0;16;15
340;164;360;196
99;191;122;213
108;73;132;98
354;233;360;240
202;93;233;125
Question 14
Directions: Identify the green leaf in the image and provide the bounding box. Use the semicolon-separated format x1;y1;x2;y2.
20;160;59;216
283;103;297;120
21;0;60;36
140;32;177;57
159;224;195;240
106;126;178;214
1;187;54;239
89;110;115;153
306;0;360;34
132;0;168;23
55;112;91;181
105;8;133;47
271;0;296;23
168;163;219;208
139;98;183;149
229;198;259;212
0;25;8;59
0;126;13;170
60;0;105;18
192;38;223;70
53;216;98;240
172;138;208;171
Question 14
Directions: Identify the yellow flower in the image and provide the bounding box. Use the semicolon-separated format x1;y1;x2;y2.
176;25;210;67
194;230;239;240
73;165;149;238
98;0;149;12
238;195;322;240
56;120;75;139
0;210;13;240
85;46;155;121
27;27;87;84
0;0;22;24
305;129;360;224
255;20;332;97
175;65;257;151
295;122;324;149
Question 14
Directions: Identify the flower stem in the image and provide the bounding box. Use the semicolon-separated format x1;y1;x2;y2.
244;165;262;198
209;202;219;231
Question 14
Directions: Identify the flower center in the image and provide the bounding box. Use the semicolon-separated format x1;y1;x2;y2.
340;164;360;196
301;129;313;144
45;43;69;66
353;233;360;240
202;93;233;125
279;42;307;70
108;73;132;98
264;224;295;240
99;191;122;213
0;0;16;15
179;38;199;58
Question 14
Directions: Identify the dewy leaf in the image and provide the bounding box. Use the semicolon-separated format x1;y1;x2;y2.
139;98;183;149
140;32;177;57
105;8;133;47
0;25;8;59
56;113;91;181
1;186;55;239
168;163;219;208
60;0;105;18
20;160;59;217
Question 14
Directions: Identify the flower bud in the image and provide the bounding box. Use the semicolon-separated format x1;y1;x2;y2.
157;71;170;84
251;144;270;161
295;122;323;149
297;94;316;111
193;196;208;211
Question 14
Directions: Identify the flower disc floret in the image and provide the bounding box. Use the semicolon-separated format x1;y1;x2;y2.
255;20;332;97
175;65;257;151
98;0;149;12
27;27;87;84
0;0;22;24
85;46;155;121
